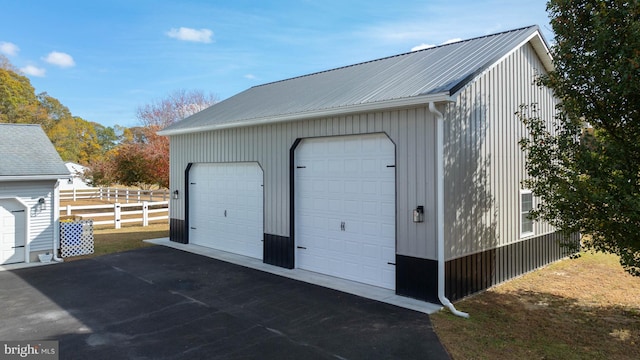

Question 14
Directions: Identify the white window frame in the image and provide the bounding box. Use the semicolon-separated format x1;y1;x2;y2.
520;189;534;238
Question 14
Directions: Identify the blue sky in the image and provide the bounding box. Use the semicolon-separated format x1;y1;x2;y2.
0;0;553;128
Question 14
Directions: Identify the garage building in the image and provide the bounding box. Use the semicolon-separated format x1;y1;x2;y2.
158;25;578;304
0;124;69;265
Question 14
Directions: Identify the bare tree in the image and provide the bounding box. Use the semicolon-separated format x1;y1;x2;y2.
136;89;218;128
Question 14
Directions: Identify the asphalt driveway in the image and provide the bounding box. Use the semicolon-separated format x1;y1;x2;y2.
0;246;450;359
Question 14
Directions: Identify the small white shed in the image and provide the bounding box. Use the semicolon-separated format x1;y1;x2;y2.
0;124;70;265
58;162;91;191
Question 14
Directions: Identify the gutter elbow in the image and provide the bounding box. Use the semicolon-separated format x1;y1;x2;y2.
439;294;470;318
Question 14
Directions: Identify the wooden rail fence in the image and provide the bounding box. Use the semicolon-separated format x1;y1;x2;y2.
60;188;169;203
61;201;169;229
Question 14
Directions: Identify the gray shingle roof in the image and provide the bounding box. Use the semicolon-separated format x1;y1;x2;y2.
0;124;70;178
160;25;551;136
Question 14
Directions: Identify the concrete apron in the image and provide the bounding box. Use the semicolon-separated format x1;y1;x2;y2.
146;237;442;315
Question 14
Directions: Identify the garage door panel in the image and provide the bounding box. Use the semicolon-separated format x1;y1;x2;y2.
361;181;378;195
295;134;396;290
189;163;263;260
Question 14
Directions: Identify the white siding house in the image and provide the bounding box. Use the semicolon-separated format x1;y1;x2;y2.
158;26;578;303
0;124;70;265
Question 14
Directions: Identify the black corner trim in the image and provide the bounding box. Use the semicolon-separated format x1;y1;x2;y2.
264;234;294;269
169;218;187;244
289;138;303;268
395;255;439;303
183;163;193;244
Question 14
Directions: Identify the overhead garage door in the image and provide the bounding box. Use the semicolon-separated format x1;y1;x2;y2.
295;133;396;289
1;199;26;265
189;162;264;259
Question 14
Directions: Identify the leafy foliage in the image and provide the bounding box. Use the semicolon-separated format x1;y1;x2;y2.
124;89;216;188
0;57;48;127
519;0;640;275
107;125;170;189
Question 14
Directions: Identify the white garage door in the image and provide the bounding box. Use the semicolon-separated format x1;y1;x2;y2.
295;133;396;289
1;199;26;265
189;163;264;260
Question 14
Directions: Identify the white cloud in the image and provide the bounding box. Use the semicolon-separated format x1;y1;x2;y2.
442;38;463;45
411;43;435;52
166;27;213;43
0;42;19;56
411;38;464;52
44;51;75;68
20;65;46;77
244;74;257;80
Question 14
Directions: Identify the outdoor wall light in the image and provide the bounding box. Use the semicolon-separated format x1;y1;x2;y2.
413;205;424;223
37;197;46;211
173;190;179;199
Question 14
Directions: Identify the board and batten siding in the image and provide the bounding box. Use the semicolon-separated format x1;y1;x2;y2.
443;42;557;261
0;181;57;255
169;107;440;260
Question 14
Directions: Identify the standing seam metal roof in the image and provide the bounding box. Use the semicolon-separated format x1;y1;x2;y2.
160;25;549;135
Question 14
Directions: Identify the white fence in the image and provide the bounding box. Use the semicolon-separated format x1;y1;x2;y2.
61;201;169;229
60;188;170;203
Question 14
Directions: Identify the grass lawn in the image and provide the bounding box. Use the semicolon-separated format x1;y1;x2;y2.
431;251;640;360
63;223;168;262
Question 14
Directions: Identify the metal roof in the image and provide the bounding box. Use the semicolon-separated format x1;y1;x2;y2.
0;124;70;179
160;25;551;136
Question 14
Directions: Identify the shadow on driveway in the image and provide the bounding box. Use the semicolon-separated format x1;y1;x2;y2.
0;246;450;359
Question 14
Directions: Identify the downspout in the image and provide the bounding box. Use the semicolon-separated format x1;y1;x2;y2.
52;181;64;262
429;101;469;318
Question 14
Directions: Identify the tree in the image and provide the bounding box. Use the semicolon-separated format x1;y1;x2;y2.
47;116;103;164
85;154;117;187
94;123;120;153
0;56;48;126
136;89;217;128
518;0;640;275
107;89;217;188
110;125;169;189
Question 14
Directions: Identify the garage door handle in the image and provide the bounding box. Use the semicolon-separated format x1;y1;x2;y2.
297;246;307;249
387;262;396;266
12;246;25;249
224;210;227;217
191;227;197;230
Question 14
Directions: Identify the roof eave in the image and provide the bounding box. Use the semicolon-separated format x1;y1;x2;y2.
449;28;554;101
529;31;554;72
0;174;71;182
158;93;455;136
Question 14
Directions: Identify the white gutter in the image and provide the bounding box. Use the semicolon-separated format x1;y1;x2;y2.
158;93;454;136
429;101;470;318
0;175;70;182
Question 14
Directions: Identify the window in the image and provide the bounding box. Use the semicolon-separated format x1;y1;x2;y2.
521;190;534;237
